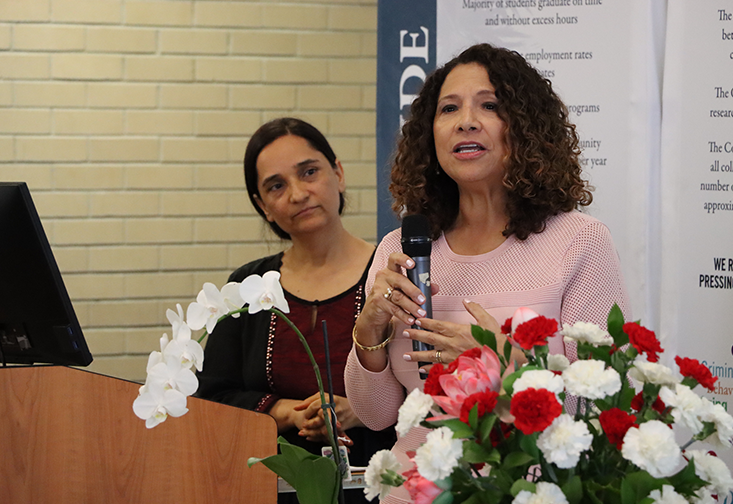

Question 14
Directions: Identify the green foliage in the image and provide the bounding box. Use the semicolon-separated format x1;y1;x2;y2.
471;324;497;352
249;437;340;504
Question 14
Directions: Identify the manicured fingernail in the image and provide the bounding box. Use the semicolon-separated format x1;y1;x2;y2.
415;319;422;327
403;330;410;338
464;298;472;304
418;368;428;375
403;354;412;361
407;317;415;324
417;295;426;304
417;309;426;317
406;259;415;267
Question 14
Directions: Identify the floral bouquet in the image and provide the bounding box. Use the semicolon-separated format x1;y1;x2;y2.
132;273;345;504
365;305;733;504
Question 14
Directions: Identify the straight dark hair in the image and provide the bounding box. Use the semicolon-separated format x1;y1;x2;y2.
243;117;344;239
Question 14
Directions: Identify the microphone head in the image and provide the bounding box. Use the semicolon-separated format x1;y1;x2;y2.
401;214;432;257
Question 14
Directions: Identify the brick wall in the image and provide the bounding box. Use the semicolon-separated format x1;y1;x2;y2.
0;0;378;382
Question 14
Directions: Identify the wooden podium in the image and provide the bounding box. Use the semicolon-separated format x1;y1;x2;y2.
0;365;277;504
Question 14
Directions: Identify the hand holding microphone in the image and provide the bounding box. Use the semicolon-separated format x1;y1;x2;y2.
401;214;434;371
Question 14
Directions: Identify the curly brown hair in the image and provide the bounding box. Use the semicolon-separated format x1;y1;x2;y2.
391;43;592;240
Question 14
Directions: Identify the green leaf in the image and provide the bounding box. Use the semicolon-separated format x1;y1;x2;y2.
510;479;535;497
425;418;475;439
471;324;497;351
462;440;493;464
501;451;534;469
668;459;708;493
562;476;583;504
293;455;340;504
469;403;480;430
607;304;626;345
479;414;498;445
519;432;540;459
432;490;455;504
619;471;662;504
503;339;513;366
503;365;543;396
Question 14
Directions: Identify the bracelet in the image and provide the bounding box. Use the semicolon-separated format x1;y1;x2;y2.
352;321;394;351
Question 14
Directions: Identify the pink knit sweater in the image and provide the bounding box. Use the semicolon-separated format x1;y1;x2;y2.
344;211;630;503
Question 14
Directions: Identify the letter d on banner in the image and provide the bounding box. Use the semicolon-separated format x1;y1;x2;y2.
376;0;436;239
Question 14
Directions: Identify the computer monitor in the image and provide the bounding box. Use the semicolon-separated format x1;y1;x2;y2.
0;182;92;366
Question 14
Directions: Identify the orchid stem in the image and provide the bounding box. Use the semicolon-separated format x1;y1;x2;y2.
202;307;341;464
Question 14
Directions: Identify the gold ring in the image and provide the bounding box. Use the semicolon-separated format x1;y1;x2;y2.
384;287;393;301
435;350;442;364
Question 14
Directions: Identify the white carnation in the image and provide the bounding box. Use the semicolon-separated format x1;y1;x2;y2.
628;357;681;387
692;487;717;504
513;369;565;397
659;384;705;434
364;450;401;502
621;420;683;478
396;388;434;437
560;321;611;346
699;399;733;448
415;426;463;481
537;414;592;469
547;354;570;373
647;484;688;504
563;360;621;399
686;449;733;497
512;482;569;504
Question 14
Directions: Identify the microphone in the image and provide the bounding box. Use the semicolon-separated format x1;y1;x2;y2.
401;214;433;364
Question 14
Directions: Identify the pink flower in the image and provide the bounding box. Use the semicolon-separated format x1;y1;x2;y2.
431;346;502;420
511;307;540;333
403;467;443;504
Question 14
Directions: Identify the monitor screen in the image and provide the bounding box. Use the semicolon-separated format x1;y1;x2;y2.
0;182;92;366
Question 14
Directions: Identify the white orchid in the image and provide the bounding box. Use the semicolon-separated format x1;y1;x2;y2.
239;271;289;314
221;281;245;317
145;356;199;397
133;380;189;429
187;282;234;333
162;303;204;371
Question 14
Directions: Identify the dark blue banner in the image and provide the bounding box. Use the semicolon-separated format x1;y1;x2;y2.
376;0;437;239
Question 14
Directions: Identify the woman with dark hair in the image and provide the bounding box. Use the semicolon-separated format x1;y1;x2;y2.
344;44;629;503
196;117;395;504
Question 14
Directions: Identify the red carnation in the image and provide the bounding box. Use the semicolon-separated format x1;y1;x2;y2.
599;408;638;449
460;391;499;424
424;363;447;396
510;388;562;435
623;322;663;362
458;347;483;360
675;356;717;391
630;391;666;414
512;316;558;350
501;317;513;335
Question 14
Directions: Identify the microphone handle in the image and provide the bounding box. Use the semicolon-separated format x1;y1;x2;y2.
407;256;433;356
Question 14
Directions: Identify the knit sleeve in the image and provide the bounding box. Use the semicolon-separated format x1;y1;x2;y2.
559;219;631;332
344;230;406;431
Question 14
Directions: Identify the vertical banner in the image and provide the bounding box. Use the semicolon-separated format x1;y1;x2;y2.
377;0;662;322
661;0;733;474
376;1;436;236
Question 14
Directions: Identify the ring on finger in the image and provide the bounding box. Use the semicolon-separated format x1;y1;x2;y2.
435;350;442;364
384;286;394;301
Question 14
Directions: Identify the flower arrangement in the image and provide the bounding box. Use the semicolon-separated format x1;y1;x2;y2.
365;305;733;504
132;273;345;504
